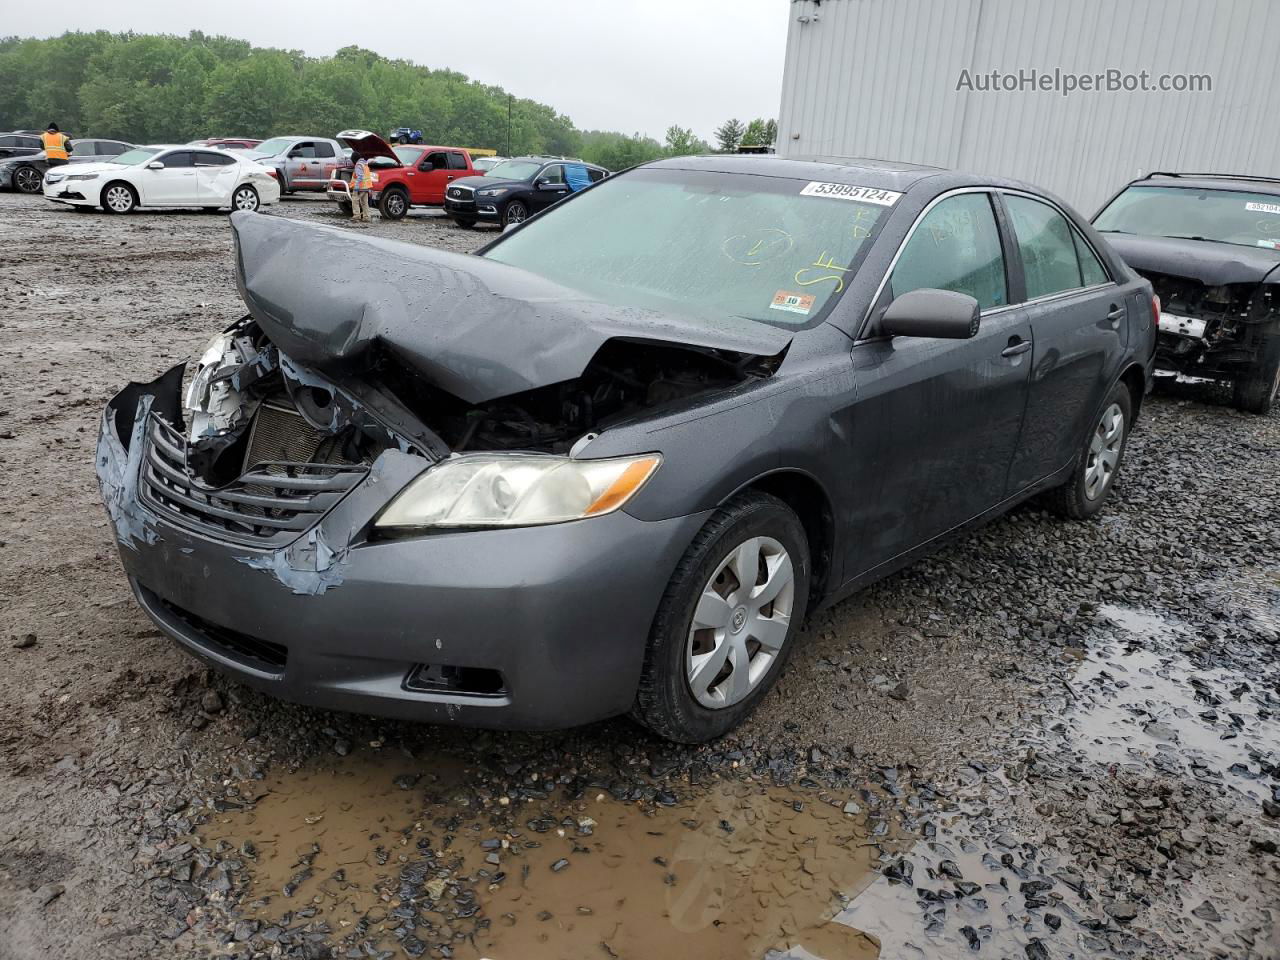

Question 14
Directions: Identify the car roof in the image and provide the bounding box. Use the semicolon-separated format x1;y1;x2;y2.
1132;172;1280;197
645;154;947;191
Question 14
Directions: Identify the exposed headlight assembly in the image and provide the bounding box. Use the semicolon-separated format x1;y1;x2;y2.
376;454;661;530
477;187;509;197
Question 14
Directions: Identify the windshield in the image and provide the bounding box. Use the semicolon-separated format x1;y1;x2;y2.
485;167;891;327
1095;185;1280;250
487;160;542;181
112;148;161;166
392;146;422;164
253;137;295;157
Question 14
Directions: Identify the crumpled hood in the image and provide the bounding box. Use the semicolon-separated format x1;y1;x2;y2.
1104;233;1280;286
229;212;792;404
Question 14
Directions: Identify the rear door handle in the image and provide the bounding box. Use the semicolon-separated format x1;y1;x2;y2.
1106;304;1124;325
1002;337;1032;358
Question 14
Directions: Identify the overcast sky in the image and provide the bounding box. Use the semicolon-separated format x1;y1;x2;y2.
10;0;790;141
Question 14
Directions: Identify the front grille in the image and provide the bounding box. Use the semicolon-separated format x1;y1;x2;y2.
447;185;474;200
140;403;367;548
145;587;288;674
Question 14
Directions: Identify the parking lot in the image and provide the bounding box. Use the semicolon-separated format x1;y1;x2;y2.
0;193;1277;959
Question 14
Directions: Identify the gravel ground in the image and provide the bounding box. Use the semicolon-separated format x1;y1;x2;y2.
0;191;1277;959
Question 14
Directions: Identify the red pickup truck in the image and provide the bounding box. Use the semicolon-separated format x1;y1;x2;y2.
328;130;478;220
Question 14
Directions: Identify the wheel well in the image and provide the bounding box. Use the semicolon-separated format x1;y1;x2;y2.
738;471;834;604
1120;362;1145;420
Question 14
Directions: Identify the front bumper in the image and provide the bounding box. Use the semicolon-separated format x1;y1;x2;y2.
98;369;703;730
0;166;14;189
444;197;499;221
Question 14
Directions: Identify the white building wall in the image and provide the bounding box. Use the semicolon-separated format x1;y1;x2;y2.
776;0;1280;213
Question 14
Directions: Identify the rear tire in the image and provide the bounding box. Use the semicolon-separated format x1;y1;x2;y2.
632;492;810;743
1045;381;1133;519
14;165;43;194
379;188;408;220
101;182;137;214
1231;343;1280;415
231;184;260;213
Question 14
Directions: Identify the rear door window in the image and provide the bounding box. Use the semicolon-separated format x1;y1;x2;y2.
447;152;468;170
195;151;236;167
313;141;335;158
1004;195;1087;299
1074;230;1110;287
889;192;1008;310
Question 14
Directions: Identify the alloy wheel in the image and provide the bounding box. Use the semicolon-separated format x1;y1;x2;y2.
233;187;259;212
14;166;42;193
685;536;795;709
505;202;527;225
385;192;406;217
105;185;133;213
1084;402;1124;501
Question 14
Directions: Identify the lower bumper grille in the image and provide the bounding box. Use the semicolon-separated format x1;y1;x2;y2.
145;587;288;673
139;403;367;548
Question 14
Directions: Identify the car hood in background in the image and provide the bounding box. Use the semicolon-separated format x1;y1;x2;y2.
229;212;792;404
336;129;400;164
45;160;126;177
451;174;516;192
1104;233;1280;286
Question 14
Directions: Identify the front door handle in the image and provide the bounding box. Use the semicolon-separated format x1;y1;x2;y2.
1002;337;1032;358
1106;304;1124;326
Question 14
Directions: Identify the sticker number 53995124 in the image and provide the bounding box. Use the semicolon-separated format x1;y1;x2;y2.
800;182;903;206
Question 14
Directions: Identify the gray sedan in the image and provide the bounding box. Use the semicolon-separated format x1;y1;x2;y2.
0;138;135;193
96;155;1156;742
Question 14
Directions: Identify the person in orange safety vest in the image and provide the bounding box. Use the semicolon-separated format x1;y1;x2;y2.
349;156;374;224
42;124;72;167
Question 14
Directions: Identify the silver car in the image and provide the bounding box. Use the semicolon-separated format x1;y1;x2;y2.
245;136;350;194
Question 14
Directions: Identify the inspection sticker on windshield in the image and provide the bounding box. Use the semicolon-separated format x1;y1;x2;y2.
771;290;816;315
1246;201;1280;215
1257;239;1280;250
800;182;903;205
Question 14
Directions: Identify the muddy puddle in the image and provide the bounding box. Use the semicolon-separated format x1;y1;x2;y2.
196;750;891;959
1069;605;1280;805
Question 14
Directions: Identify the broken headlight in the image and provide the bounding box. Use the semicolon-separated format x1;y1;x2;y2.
375;454;661;529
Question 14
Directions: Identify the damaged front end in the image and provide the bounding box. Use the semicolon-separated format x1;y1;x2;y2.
1150;272;1280;379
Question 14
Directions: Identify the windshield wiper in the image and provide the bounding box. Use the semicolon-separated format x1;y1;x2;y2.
1165;234;1215;243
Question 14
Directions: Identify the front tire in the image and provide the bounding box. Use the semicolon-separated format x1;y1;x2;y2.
1045;382;1133;519
1231;343;1280;415
379;188;408;220
502;200;528;227
101;182;137;214
633;492;810;743
231;184;260;213
14;165;43;194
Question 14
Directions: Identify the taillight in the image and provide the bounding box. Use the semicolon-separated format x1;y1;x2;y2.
1151;293;1161;326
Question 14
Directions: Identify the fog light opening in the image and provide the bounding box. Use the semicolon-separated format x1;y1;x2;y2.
405;663;507;698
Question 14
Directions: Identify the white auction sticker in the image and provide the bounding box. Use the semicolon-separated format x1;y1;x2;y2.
800;182;903;205
1246;201;1280;215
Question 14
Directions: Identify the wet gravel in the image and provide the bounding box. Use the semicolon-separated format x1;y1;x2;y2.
0;191;1277;959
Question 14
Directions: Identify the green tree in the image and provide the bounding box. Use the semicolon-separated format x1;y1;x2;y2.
664;125;699;156
741;118;769;148
714;117;745;152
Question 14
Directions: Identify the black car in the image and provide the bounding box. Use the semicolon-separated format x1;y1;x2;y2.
444;156;609;228
98;156;1154;742
1094;172;1280;414
0;131;44;161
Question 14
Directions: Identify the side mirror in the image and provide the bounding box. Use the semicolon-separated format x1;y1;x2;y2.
881;289;981;339
146;160;165;169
